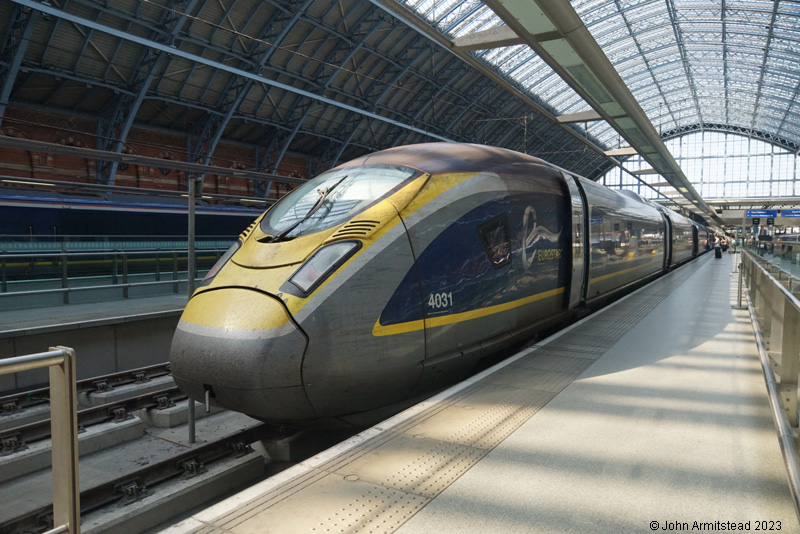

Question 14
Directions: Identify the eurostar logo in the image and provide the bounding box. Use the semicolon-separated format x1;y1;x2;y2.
522;205;561;270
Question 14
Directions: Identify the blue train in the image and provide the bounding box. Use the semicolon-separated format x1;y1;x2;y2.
0;185;262;238
170;143;709;428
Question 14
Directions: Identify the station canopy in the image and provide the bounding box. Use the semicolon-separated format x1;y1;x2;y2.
402;0;800;155
0;0;798;200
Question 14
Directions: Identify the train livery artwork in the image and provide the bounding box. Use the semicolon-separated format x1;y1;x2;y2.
170;143;708;428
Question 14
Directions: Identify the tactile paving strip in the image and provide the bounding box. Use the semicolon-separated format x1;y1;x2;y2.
186;257;709;534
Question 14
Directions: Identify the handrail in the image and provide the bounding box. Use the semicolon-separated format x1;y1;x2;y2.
0;245;223;303
0;347;80;534
0;247;227;260
743;249;800;314
0;234;233;240
0;238;236;255
741;249;800;522
745;244;800;288
745;290;800;521
0;277;201;299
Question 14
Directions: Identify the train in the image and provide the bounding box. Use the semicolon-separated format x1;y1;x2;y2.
0;185;262;238
0;185;265;288
170;143;709;428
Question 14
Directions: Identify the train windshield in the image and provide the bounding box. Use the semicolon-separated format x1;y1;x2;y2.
261;166;416;239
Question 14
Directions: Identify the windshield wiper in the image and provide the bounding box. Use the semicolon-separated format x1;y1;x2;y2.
270;175;348;242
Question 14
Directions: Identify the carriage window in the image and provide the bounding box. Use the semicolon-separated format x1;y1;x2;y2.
478;215;511;269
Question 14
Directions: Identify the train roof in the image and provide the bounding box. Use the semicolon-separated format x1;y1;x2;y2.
337;143;555;176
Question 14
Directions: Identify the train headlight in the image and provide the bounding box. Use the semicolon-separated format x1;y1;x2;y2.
199;240;241;288
289;241;361;294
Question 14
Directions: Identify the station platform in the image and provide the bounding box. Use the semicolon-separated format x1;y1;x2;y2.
160;251;798;534
0;293;186;336
0;294;187;389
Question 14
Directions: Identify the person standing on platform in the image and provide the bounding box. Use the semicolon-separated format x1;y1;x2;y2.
714;235;722;259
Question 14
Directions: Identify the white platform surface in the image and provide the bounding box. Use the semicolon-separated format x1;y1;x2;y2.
397;253;797;533
161;253;798;534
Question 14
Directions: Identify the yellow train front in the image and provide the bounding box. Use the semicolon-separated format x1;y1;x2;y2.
170;143;678;427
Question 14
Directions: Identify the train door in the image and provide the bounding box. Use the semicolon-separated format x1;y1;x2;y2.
400;169;570;391
692;225;699;255
562;172;588;309
661;212;673;269
399;171;512;390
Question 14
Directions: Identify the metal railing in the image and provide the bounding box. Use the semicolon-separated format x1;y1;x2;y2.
0;347;80;534
745;242;800;288
0;248;226;304
740;249;800;520
0;235;234;253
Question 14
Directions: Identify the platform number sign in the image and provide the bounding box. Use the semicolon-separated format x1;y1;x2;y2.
767;218;774;226
753;218;760;225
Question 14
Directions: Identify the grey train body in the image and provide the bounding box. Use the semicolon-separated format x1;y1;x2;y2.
170;143;707;427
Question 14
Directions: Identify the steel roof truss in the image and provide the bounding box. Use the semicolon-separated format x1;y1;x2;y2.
476;0;720;221
0;5;39;128
94;0;199;185
186;0;315;179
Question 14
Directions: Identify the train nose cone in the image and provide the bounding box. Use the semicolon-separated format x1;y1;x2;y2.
170;288;314;422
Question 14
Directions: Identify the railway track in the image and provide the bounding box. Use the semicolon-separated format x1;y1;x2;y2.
0;422;274;534
0;363;172;416
0;363;354;534
0;364;272;534
1;385;185;455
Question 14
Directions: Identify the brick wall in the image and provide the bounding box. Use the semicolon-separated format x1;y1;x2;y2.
0;108;309;198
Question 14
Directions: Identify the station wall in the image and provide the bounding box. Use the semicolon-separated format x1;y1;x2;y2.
0;107;310;198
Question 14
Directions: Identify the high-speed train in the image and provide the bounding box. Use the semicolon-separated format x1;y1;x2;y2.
170;143;708;427
0;185;260;237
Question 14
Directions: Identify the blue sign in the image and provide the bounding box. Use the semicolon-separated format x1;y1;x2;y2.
782;209;800;218
746;210;777;218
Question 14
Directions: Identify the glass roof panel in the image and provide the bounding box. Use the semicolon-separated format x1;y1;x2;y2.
398;0;800;153
602;131;800;201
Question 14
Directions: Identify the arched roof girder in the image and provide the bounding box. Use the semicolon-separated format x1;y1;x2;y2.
185;0;315;183
400;0;800;164
3;0;615;178
661;123;799;155
94;0;199;185
0;5;39;128
268;5;387;173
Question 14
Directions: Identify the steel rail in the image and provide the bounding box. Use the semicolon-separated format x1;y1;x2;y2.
0;386;184;453
0;362;172;415
0;423;272;534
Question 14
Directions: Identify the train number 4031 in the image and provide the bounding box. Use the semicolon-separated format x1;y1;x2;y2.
428;292;453;309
